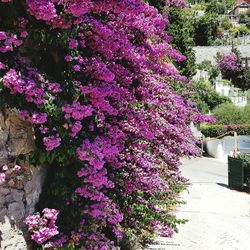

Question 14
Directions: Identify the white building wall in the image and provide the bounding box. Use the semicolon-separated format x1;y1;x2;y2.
215;80;248;107
231;95;248;107
193;70;210;82
215;82;231;97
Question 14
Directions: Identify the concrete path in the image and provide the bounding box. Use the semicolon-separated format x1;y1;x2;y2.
147;157;250;250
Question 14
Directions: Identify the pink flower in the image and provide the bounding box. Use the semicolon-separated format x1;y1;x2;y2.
69;121;82;137
47;82;62;93
24;208;59;244
0;173;6;184
43;135;61;151
68;39;78;49
14;165;21;172
80;40;86;48
72;65;81;71
0;62;6;69
0;31;7;40
64;55;72;62
20;31;28;38
25;0;57;21
218;52;239;75
2;165;8;171
19;110;29;119
29;113;47;124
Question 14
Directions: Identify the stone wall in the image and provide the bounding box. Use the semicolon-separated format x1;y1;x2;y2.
0;109;46;250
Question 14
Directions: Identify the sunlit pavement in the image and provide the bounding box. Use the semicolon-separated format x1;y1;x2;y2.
147;157;250;250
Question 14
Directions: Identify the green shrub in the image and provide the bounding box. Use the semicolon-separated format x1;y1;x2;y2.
192;4;206;11
212;103;250;125
236;153;250;167
201;124;250;137
205;0;226;15
201;124;227;137
230;26;250;37
190;79;231;113
221;16;232;30
194;13;220;46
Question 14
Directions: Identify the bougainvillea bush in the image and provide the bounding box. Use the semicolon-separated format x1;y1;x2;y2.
218;51;250;90
218;52;240;79
0;0;213;249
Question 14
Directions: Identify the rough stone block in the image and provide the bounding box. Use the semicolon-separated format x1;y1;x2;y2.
7;202;25;222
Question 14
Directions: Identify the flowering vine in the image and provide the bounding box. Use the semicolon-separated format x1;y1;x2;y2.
0;0;213;249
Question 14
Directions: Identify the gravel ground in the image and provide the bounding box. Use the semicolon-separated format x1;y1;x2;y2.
147;157;250;250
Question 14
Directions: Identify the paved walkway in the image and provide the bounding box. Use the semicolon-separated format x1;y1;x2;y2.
147;157;250;250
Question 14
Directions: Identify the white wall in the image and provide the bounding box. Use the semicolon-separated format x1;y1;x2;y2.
231;95;248;107
215;82;231;97
215;81;248;107
193;70;210;82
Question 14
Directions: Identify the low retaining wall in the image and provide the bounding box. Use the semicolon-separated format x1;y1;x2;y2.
205;135;250;159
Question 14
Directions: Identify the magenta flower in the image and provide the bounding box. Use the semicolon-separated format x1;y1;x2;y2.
13;164;21;172
30;113;47;124
218;53;239;74
24;208;59;244
64;55;72;62
0;61;6;69
43;136;61;151
0;173;6;184
20;31;28;38
72;64;81;71
2;165;8;171
26;0;57;21
0;32;7;40
68;39;78;49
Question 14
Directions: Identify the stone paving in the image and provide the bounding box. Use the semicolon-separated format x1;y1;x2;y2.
147;157;250;250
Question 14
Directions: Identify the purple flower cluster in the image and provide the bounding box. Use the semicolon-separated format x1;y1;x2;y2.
24;208;59;244
151;220;174;237
165;0;186;8
26;0;57;21
43;136;61;151
20;111;47;124
44;235;67;248
218;52;239;73
0;32;23;53
3;68;45;105
0;16;28;53
63;102;94;121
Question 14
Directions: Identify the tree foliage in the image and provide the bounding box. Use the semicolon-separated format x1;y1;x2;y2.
205;0;227;15
167;7;196;77
194;12;220;46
